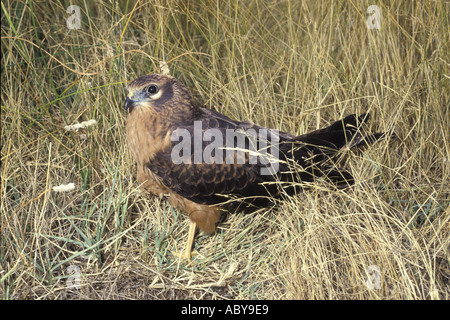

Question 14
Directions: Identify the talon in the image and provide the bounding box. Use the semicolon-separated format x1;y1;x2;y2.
172;249;197;263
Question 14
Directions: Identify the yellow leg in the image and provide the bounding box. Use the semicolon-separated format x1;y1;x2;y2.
184;221;197;261
173;221;197;262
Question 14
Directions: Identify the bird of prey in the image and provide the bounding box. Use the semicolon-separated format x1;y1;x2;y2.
125;74;393;261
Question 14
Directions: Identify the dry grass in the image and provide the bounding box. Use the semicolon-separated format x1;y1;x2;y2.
1;0;448;300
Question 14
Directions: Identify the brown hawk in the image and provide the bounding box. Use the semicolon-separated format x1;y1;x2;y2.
125;74;393;261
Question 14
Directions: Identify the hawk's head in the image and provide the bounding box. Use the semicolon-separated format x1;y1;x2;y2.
125;74;191;113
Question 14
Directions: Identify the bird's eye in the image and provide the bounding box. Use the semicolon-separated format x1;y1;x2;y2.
147;85;159;95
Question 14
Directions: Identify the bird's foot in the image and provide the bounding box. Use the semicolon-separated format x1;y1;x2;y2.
172;249;197;264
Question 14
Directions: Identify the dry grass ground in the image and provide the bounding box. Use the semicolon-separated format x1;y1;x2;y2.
1;0;449;300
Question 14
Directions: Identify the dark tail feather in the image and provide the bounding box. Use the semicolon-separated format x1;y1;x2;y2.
299;113;371;151
303;113;396;150
294;113;396;187
322;167;355;187
349;131;397;149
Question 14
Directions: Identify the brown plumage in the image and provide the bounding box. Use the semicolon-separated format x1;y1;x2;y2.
125;74;394;261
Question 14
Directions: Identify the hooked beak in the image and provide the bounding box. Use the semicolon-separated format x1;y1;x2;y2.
125;97;135;112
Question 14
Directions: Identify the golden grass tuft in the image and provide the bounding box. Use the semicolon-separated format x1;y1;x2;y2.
1;0;448;299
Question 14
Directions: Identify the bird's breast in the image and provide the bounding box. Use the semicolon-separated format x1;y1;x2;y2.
126;109;172;167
